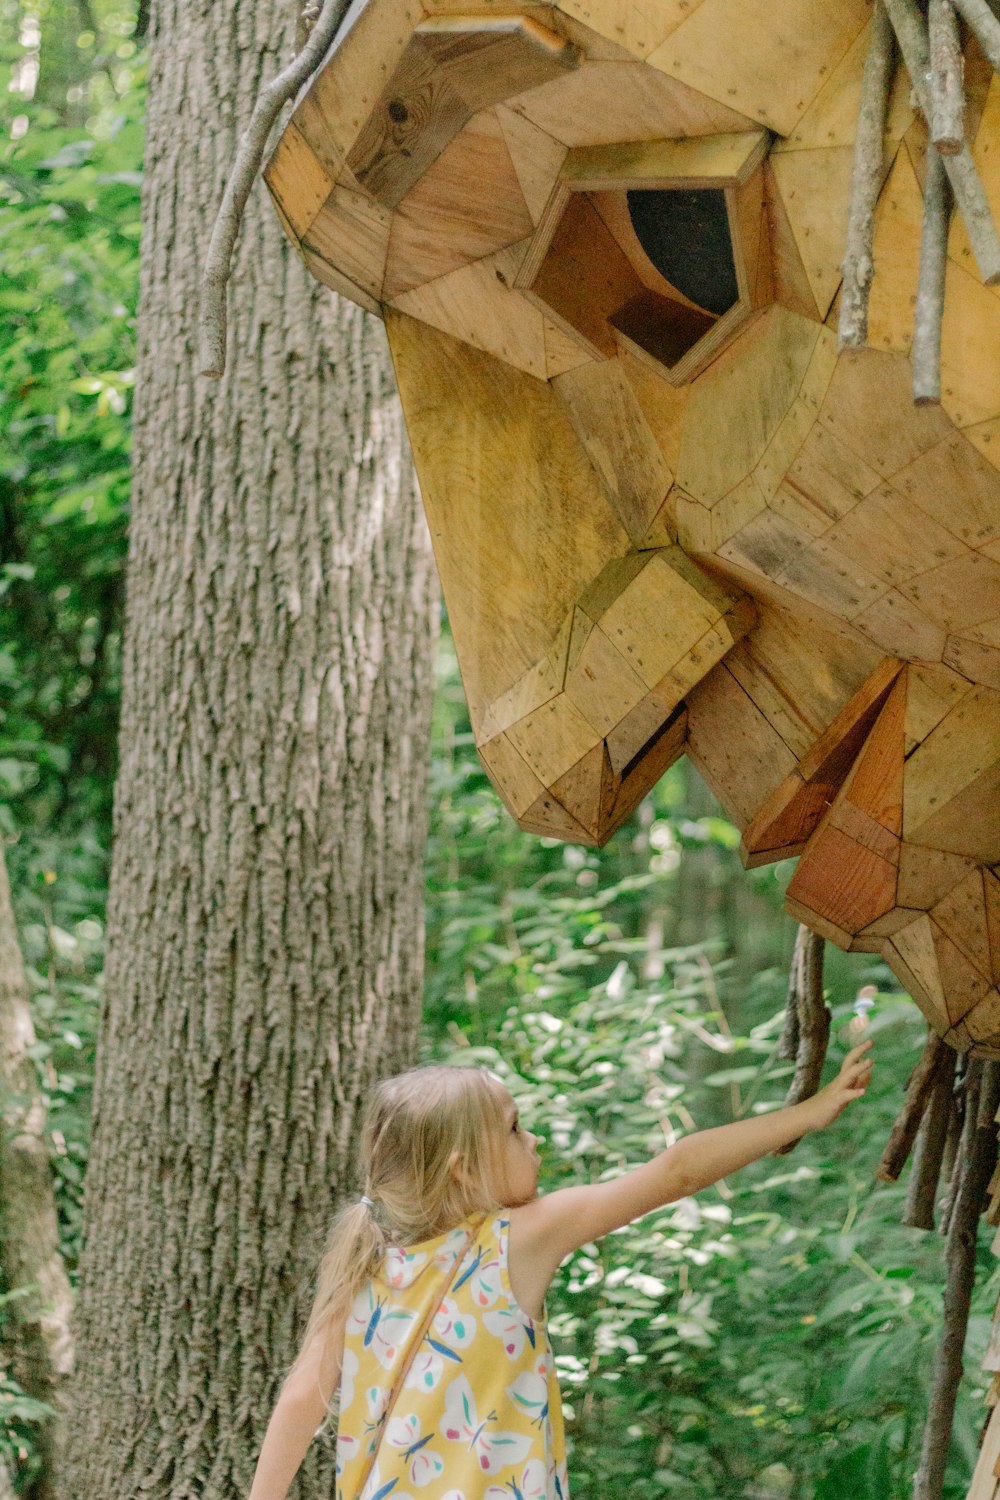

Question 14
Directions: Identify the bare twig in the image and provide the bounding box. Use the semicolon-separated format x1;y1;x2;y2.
913;144;952;403
199;0;352;378
839;3;897;349
883;0;1000;284
951;0;1000;72
775;926;828;1157
929;0;965;153
778;937;802;1062
903;1044;956;1229
912;1060;1000;1500
879;1030;946;1182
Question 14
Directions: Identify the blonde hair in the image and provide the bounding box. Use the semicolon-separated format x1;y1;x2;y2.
291;1063;510;1392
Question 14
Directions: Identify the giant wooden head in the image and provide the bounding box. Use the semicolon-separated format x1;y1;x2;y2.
266;0;1000;1055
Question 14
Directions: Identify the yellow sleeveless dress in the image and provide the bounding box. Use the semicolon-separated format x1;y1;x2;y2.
335;1211;569;1500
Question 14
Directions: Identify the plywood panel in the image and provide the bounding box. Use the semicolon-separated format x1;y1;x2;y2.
867;146;924;356
817;349;955;481
932;868;993;980
504;60;756;148
940;260;1000;430
685;664;797;826
765;161;821;320
898;844;979;911
646;0;870;136
768;146;854;320
553;357;672;542
889;914;952;1033
853;590;947;664
904;686;1000;861
553;0;696;61
385;309;630;717
264;121;333;239
383;112;534;298
676;306;822;505
775;17;914;152
495;104;567;223
389;240;549;377
301;180;392;300
823;485;968;589
898;553;1000;634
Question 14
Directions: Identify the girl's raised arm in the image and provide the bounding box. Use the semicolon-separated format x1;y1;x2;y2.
246;1311;345;1500
510;1040;873;1283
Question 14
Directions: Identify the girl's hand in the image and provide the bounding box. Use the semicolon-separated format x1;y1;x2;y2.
805;1040;874;1130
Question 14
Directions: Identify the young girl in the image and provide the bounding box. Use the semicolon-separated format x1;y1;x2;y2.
248;1039;874;1500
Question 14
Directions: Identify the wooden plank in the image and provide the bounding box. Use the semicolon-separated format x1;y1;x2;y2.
543;319;594;377
888;915;952;1033
822;483;968;589
867;146;924;356
940;256;1000;429
769;423;882;537
898;843;979;910
562;621;649;738
764;161;821;320
382;111;533;299
503;59;757;149
560;130;769;191
479;611;572;739
552;0;695;62
934;927;993;1025
898;552;1000;634
347;17;579;210
298;245;382;316
263;121;334;239
852;589;947;664
606;689;686;778
740;657;904;865
944;634;1000;691
389;239;550;378
518;786;597;844
904;686;1000;860
646;0;870;137
685;664;797;827
784;895;855;951
904;663;974;750
817;348;955;481
384;308;629;719
966;1401;1000;1500
300;179;392;301
507;692;602;787
495;104;567;223
986;869;1000;982
774;16;914;153
676;305;823;505
552;357;673;542
931;867;993;979
478;729;546;817
768;146;855;320
892;431;1000;550
549;743;605;841
602;705;688;836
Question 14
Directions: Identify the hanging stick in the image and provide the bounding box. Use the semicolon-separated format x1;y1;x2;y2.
199;0;353;379
912;145;952;404
912;1061;1000;1500
929;0;965;154
879;1031;947;1182
778;936;802;1062
951;0;1000;73
883;0;1000;285
904;1045;956;1229
774;926;828;1157
839;3;897;349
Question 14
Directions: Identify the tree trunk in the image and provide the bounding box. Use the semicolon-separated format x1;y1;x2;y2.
59;0;438;1491
0;844;74;1500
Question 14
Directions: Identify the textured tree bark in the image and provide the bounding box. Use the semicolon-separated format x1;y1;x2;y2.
58;0;438;1491
0;845;74;1500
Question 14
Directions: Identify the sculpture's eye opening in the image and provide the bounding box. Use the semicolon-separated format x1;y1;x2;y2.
516;131;771;386
626;188;739;317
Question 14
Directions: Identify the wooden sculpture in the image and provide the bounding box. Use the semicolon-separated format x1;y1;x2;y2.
263;3;1000;1053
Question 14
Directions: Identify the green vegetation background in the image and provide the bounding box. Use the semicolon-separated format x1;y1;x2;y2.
1;1;996;1494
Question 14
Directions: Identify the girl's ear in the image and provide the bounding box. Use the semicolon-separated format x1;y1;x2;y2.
448;1149;469;1187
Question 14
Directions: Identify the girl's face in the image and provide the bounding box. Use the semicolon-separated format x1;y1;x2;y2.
496;1091;542;1206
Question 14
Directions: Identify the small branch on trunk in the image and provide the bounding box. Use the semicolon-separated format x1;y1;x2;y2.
883;0;1000;284
199;0;352;379
774;926;828;1157
879;1030;947;1182
929;0;965;154
904;1044;957;1229
838;2;897;349
911;1060;1000;1500
778;938;802;1062
912;144;952;404
951;0;1000;72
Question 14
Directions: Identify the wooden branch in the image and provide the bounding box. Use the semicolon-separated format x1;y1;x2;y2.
838;3;896;349
878;1030;946;1182
912;145;951;405
929;0;965;154
903;1044;956;1229
778;934;802;1062
774;926;828;1157
951;0;1000;73
883;0;1000;285
199;0;352;379
912;1059;1000;1500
